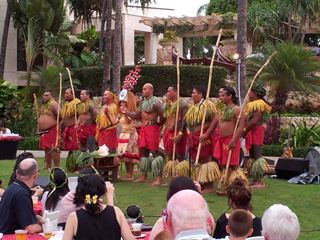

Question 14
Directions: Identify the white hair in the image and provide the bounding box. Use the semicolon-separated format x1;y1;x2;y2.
262;204;300;240
167;190;209;236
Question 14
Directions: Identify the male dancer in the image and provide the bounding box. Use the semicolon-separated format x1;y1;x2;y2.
214;86;247;194
182;86;220;192
243;85;271;188
96;90;119;152
163;86;188;178
77;89;97;152
38;91;60;168
61;88;81;171
125;83;165;185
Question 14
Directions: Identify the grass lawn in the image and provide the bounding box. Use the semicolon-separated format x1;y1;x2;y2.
0;158;319;239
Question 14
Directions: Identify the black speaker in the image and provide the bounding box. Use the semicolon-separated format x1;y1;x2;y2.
275;158;309;179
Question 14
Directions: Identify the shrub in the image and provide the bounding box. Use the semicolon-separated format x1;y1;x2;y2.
18;136;39;150
261;144;311;158
72;65;227;96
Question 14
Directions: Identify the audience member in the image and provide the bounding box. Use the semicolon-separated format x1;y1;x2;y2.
213;179;262;239
62;174;134;240
154;230;172;240
59;166;114;226
262;204;300;240
166;189;212;240
150;176;203;240
9;152;35;185
0;158;43;234
0;120;11;135
0;179;4;197
224;209;253;240
42;168;69;217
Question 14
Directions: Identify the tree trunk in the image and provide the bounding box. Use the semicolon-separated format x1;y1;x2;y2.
273;87;288;112
236;0;247;103
103;0;112;90
112;0;123;93
0;6;11;79
98;0;107;67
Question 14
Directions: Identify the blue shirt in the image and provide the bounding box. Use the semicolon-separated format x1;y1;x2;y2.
0;180;36;234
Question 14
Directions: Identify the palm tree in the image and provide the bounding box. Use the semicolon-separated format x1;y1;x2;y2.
103;0;113;89
248;43;320;112
112;0;123;93
0;5;10;79
237;0;247;101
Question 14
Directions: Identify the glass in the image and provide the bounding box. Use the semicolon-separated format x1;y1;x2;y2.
15;229;27;240
131;223;142;236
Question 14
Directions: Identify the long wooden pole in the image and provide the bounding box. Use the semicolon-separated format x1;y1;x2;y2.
219;52;277;187
55;73;62;148
172;54;180;161
195;29;223;165
33;93;39;133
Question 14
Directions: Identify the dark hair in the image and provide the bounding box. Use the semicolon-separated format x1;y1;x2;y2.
228;209;253;237
45;168;69;211
193;86;206;98
9;152;35;185
168;86;177;92
226;179;252;211
222;86;239;105
82;89;92;98
166;176;199;202
74;174;106;214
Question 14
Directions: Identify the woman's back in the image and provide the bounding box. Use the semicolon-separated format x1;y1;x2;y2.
75;205;121;240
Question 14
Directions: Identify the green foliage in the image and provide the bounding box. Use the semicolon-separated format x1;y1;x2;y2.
218;12;237;28
72;65;227;97
0;80;20;121
261;144;309;158
121;65;227;97
248;43;320;111
152;23;194;36
77;25;99;50
18;136;39;150
206;0;237;14
290;121;320;148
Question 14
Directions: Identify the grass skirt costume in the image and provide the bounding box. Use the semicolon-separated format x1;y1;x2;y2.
244;99;271;182
175;99;220;183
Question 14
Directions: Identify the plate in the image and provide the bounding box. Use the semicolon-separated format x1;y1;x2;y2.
135;233;146;239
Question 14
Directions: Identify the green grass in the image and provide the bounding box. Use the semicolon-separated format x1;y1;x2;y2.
1;159;319;239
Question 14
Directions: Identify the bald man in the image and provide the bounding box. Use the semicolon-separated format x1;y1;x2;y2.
125;83;165;185
166;190;214;239
0;158;43;234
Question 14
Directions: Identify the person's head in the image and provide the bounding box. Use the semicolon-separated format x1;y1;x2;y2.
262;204;300;240
227;209;253;239
166;86;177;101
80;89;92;102
64;88;74;101
167;190;211;237
103;90;116;104
226;179;252;211
9;152;35;185
42;91;53;103
192;86;206;104
218;85;227;101
142;83;154;98
16;158;39;186
74;174;106;215
135;92;143;106
249;84;267;101
166;176;199;202
221;86;238;105
45;168;69;211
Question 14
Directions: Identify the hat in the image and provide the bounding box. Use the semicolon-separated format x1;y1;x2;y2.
251;84;266;99
119;89;128;102
126;205;141;219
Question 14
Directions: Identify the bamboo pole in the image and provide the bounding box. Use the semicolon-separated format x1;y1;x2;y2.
172;54;180;161
194;29;223;166
33;93;39;133
218;52;277;188
55;73;63;148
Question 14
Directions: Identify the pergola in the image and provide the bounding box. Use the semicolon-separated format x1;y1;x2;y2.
140;15;237;70
140;15;235;37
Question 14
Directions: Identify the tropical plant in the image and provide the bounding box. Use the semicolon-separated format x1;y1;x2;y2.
0;80;20;121
8;0;65;86
281;120;320;148
248;42;320;111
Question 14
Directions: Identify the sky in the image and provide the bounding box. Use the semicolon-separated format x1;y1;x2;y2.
152;0;209;17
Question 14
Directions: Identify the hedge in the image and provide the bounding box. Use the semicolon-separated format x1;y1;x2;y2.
72;65;227;96
18;136;39;150
261;144;311;158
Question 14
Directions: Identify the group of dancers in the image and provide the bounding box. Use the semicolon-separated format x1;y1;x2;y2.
36;72;271;193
